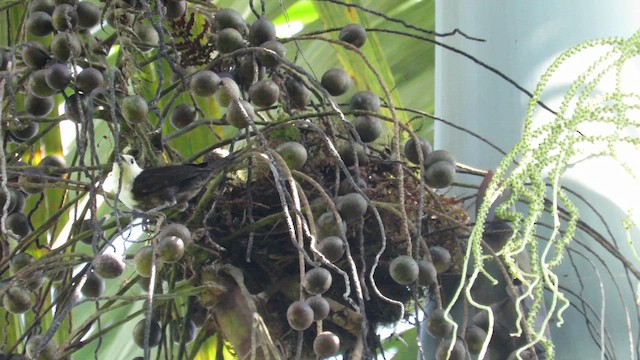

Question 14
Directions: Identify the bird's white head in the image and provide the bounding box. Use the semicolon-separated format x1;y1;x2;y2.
102;154;144;209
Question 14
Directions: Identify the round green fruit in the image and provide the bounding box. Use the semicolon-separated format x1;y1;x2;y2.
465;325;488;354
135;23;160;52
339;23;367;48
214;77;241;107
317;236;345;263
6;212;32;238
404;137;432;165
157;235;185;263
22;42;49;69
164;0;186;19
417;260;437;286
26;334;57;360
321;68;352;96
257;40;286;67
275;141;307;170
350;91;380;112
305;295;330;321
216;28;245;54
25;93;54;117
45;63;70;90
3;286;32;314
316;211;346;239
75;67;104;94
77;1;101;29
248;79;279;107
435;338;468;360
249;18;276;46
51;4;78;31
64;93;91;122
425;149;456;168
171;318;196;344
314;331;340;358
286;300;314;331
352;115;383;143
50;32;81;61
133;319;162;348
389;255;419;285
214;8;246;33
284;76;310;108
302;267;332;295
134;245;158;278
28;69;56;97
226;99;255;128
92;252;125;279
121;95;148;124
26;11;54;37
425;160;456;188
81;271;105;298
170;103;197;129
429;246;452;273
29;0;55;14
190;70;220;97
427;308;454;338
336;192;367;222
158;223;191;244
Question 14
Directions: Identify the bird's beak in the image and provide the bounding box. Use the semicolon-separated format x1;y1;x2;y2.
117;154;126;162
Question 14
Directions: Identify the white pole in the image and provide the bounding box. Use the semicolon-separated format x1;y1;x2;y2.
432;1;640;359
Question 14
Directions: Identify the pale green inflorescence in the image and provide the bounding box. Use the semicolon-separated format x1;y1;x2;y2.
448;30;640;359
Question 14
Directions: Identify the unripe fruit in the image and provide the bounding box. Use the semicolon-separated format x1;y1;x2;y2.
337;141;368;167
284;76;310;108
26;11;54;37
157;235;185;263
50;32;81;61
417;260;437;286
249;18;276;46
425;149;455;168
22;42;49;69
286;300;314;331
305;295;330;321
52;4;78;31
0;187;18;214
465;325;487;354
302;267;332;295
427;308;453;338
26;334;57;360
134;245;159;277
313;331;340;358
214;8;247;33
6;212;32;238
350;91;380;112
339;24;367;48
158;223;191;244
336;192;367;222
190;70;220;97
257;40;286;67
92;252;125;279
10;253;34;273
29;0;55;14
275;141;307;170
164;0;186;19
317;236;345;263
75;67;104;94
316;212;346;239
133;319;162;348
238;55;265;85
216;28;245;54
248;79;279;107
25;93;54;117
170;103;197;129
45;63;70;90
171;318;196;344
3;286;32;314
425;160;456;188
226;99;255;128
64;93;91;122
121;95;148;124
18;168;46;194
404;137;432;165
77;1;101;29
435;338;468;360
214;77;241;107
321;68;352;96
81;271;105;298
29;69;56;97
135;23;160;52
430;246;452;273
352;115;383;142
389;255;419;285
9;122;40;142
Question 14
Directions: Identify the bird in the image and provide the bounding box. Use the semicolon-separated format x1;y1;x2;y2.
102;153;234;212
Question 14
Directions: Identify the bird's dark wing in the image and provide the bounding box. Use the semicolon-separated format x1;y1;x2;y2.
131;163;210;196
